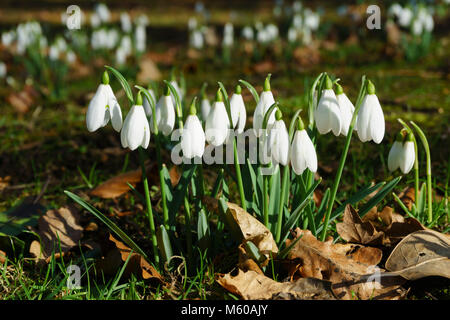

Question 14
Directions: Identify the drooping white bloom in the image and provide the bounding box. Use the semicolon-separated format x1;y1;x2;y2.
66;50;77;64
121;101;150;151
188;17;198;30
356;81;385;144
400;140;415;174
287;27;297;43
388;132;415;174
48;45;60;61
205;90;230;147
315;78;342;136
90;13;101;28
269;115;290;166
120;12;132;33
95;3;110;23
335;84;356;136
181;110;205;159
253;77;276;137
200;96;211;121
86;72;122;133
135;24;147;53
169;79;183;104
142;88;156;117
241;26;254;40
230;86;247;134
398;7;413;27
223;23;234;47
0;62;6;78
190;29;204;49
290;125;317;175
2;30;15;46
388;140;403;172
151;90;176;136
304;11;320;31
412;19;423;36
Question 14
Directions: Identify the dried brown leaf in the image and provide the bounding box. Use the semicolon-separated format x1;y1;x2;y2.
286;229;406;300
137;54;161;83
336;205;384;245
29;206;83;262
386;229;450;280
217;269;336;300
90;169;141;199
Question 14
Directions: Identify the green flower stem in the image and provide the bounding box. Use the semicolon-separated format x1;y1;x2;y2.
263;168;270;227
233;138;247;211
410;121;433;223
275;165;290;243
398;119;420;206
138;147;159;265
184;195;193;263
320;76;367;241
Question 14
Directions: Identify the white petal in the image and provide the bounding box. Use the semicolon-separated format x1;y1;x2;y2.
124;105;146;151
270;120;290;166
356;95;373;142
336;93;354;136
205;101;229;146
253;90;275;137
300;130;318;173
400;141;415;174
388;141;402;172
315;89;341;136
368;95;385;144
182;115;205;158
86;84;108;132
201;98;211;120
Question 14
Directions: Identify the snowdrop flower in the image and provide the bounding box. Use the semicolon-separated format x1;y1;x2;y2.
230;85;247;134
2;31;15;46
388;4;403;18
169;74;183;104
200;91;211;121
288;27;298;43
335;83;356;136
66;50;77;64
315;76;342;136
151;86;176;136
48;45;60;61
398;7;413;27
90;13;101;28
135;24;147;53
0;62;6;78
121;92;150;150
181;101;205;159
304;12;320;31
290;117;317;175
265;24;279;40
412;19;423;36
120;12;132;33
205;90;230;147
253;75;276;137
223;23;234;47
269;109;290;166
356;80;385;144
188;17;198;31
190;29;204;49
86;71;123;133
142;88;156;117
293;14;303;29
95;3;110;23
423;13;434;32
241;26;254;40
388;132;415;174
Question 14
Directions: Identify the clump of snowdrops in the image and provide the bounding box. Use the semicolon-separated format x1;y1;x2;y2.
66;66;438;274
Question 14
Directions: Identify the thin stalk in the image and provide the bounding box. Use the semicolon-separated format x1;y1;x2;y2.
397;119;419;206
155;136;169;229
184;195;193;264
263;169;269;227
275;165;289;243
320;76;367;241
410;121;433;223
138;147;159;265
233;138;247;211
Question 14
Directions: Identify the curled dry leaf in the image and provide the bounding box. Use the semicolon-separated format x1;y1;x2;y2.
336;205;384;245
337;205;425;246
237;243;264;275
385;229;450;280
0;250;6;264
217;269;336;300
287;229;406;300
226;202;278;260
90;169;142;199
29;206;83;262
96;234;165;284
169;165;181;187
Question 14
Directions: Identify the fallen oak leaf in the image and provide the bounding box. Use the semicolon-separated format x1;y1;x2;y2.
286;229;406;300
90;169;142;199
217;269;336;300
29;206;83;262
226;202;278;261
385;229;450;280
336;205;384;245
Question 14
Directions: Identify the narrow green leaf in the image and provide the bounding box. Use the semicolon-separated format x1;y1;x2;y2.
156;225;173;263
105;65;134;105
358;176;402;217
238;79;259;104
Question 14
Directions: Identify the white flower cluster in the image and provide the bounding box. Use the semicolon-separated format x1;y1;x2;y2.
287;7;320;45
388;3;434;36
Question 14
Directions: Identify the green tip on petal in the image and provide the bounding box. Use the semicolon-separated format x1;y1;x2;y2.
367;80;376;95
235;84;242;95
263;74;272;91
164;85;170;96
102;71;109;85
215;89;223;102
189;98;197;115
136;91;143;105
335;83;343;95
297;116;305;131
275;108;282;121
324;75;333;90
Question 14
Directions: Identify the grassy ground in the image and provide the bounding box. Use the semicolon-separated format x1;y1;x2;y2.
0;2;449;300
